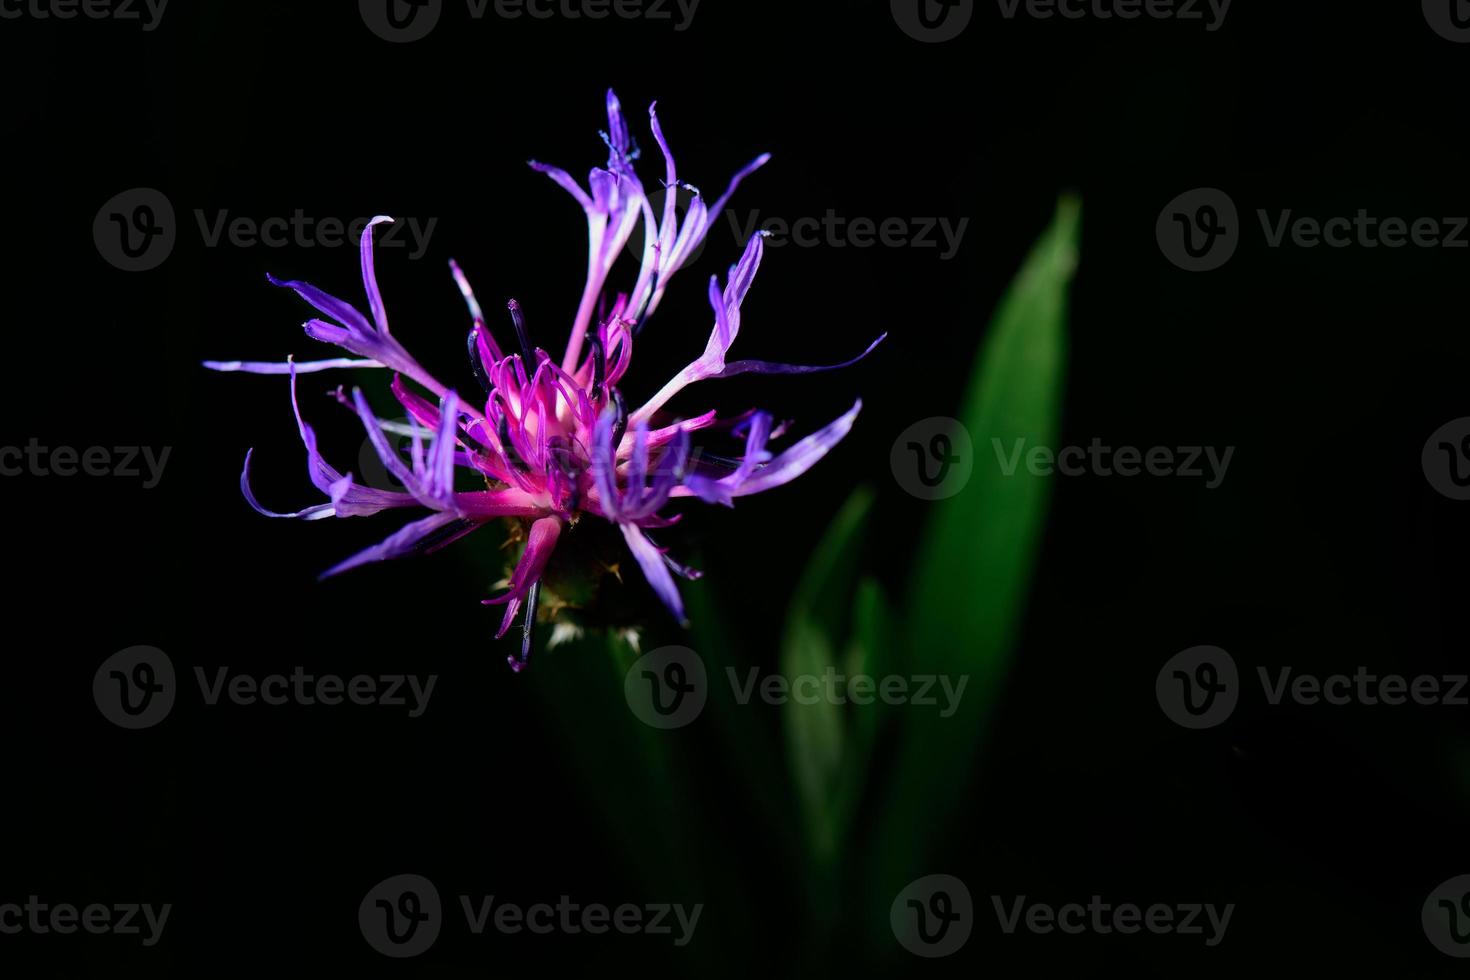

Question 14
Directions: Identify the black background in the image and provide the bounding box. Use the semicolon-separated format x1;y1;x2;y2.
4;0;1470;975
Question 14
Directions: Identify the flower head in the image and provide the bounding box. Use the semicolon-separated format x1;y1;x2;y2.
206;90;883;670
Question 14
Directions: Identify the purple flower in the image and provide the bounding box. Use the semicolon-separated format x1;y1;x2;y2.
206;90;883;670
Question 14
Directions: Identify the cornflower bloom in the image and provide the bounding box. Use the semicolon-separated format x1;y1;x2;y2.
207;90;882;669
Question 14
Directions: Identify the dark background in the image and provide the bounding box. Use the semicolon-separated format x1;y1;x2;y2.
4;0;1470;974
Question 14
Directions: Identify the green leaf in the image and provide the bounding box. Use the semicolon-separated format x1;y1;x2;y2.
870;194;1079;905
780;486;877;863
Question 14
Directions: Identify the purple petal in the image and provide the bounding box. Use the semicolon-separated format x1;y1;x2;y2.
733;400;862;497
360;215;394;336
485;516;563;636
424;390;460;503
605;89;632;168
318;511;465;580
303;319;353;346
706;152;773;225
529;161;595;211
327;474;420;520
239;449;335;520
715;332;887;378
204;357;384;375
348;387;437;506
673;400;862;501
722;231;765;314
620;523;687;625
289;360;346;496
591;407;623;520
684;412;772;507
267;274;373;337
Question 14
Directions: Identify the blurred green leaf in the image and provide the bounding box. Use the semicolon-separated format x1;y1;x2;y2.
870;194;1079;904
780;486;876;862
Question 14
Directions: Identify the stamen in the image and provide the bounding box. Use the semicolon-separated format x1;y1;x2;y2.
507;299;535;365
589;333;607;399
631;249;662;335
498;415;531;472
508;580;540;673
548;436;583;513
610;387;628;449
467;327;493;395
414;517;477;555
